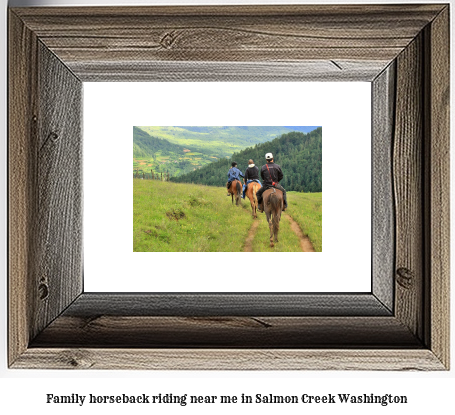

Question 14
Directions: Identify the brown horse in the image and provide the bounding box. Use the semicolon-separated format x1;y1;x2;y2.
245;181;261;218
263;187;283;247
228;179;242;205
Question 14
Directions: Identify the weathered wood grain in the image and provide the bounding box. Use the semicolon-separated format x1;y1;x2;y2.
9;12;84;366
372;63;395;312
8;11;38;366
11;4;444;80
31;315;420;349
393;35;424;340
71;60;388;82
14;349;445;371
32;42;83;339
426;6;450;369
8;4;450;370
62;293;391;317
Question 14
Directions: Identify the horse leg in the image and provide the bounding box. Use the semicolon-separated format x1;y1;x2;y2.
266;212;274;247
249;199;255;218
274;209;281;242
246;189;255;218
252;186;258;218
270;218;274;247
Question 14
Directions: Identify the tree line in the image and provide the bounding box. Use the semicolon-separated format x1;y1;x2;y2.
171;128;322;193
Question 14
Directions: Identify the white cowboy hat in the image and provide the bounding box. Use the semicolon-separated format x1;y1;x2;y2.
265;153;273;160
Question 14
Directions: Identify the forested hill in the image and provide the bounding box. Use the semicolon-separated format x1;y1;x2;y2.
283;126;321;133
171;127;322;193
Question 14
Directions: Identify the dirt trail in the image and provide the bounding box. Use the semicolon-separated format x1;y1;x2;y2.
243;213;316;252
243;220;260;252
286;214;316;252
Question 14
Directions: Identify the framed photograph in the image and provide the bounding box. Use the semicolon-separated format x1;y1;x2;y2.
8;4;449;370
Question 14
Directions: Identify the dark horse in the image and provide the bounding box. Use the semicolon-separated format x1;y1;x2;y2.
263;187;283;247
228;179;242;205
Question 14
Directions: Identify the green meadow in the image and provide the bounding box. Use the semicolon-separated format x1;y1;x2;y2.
133;179;252;252
133;179;322;252
251;214;303;252
286;191;322;252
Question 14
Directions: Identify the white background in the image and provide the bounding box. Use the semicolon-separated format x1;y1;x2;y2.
84;82;371;292
1;0;454;414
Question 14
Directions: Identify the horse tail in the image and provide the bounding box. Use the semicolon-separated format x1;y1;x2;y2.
253;185;258;207
270;192;280;212
236;181;241;196
270;193;281;235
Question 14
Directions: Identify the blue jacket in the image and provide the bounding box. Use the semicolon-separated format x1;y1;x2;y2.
227;167;244;181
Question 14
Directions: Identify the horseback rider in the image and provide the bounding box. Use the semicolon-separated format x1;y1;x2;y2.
256;153;288;212
226;161;244;196
242;159;262;199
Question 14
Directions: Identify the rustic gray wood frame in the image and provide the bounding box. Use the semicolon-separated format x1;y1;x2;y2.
8;4;449;370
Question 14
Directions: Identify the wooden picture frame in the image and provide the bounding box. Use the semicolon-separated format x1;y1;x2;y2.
8;4;449;370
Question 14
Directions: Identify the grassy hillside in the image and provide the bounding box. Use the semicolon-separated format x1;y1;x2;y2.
133;126;321;183
286;191;322;252
137;126;295;157
133;126;187;158
133;126;218;177
133;179;253;252
251;213;303;252
133;180;322;252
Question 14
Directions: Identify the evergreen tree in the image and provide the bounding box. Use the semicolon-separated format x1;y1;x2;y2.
172;128;322;192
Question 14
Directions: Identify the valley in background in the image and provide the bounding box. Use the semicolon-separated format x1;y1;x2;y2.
133;126;322;193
